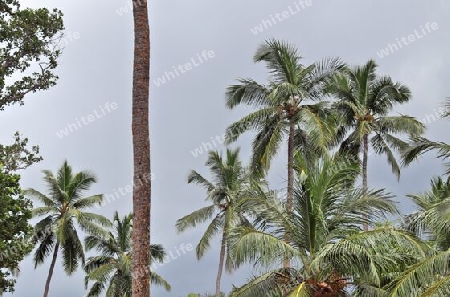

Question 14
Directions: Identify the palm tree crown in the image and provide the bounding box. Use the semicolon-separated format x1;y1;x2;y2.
225;39;343;174
176;148;251;297
26;160;110;297
84;211;170;297
330;59;424;179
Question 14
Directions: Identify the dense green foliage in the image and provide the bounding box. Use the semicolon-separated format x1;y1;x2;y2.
0;1;63;291
0;0;64;110
178;40;449;296
0;132;42;172
0;166;33;294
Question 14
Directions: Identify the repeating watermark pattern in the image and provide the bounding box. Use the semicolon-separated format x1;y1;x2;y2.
190;121;253;158
131;243;194;280
376;22;439;58
152;50;216;87
190;133;226;157
420;106;447;126
96;172;156;208
56;102;118;138
250;0;313;35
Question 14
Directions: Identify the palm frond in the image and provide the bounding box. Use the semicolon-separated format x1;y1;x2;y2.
196;214;224;259
187;171;215;193
230;268;304;297
402;137;450;174
72;195;103;209
226;78;269;109
24;188;56;208
225;107;278;144
254;39;302;85
229;226;300;268
150;272;171;291
61;222;85;274
175;204;217;233
387;249;450;296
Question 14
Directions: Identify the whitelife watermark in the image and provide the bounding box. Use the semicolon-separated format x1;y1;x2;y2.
250;0;313;35
96;172;156;208
152;50;215;87
190;121;253;158
131;243;194;279
419;106;447;126
56;102;118;138
376;22;439;58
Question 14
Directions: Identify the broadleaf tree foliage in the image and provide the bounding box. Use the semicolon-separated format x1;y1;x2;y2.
0;166;33;294
0;0;64;110
0;1;63;293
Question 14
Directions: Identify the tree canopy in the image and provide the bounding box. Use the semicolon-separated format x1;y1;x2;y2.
0;0;64;110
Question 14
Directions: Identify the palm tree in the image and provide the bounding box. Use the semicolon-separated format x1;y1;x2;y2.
386;176;450;296
402;97;450;175
329;59;424;230
25;160;110;297
84;211;170;297
225;39;343;267
131;0;151;295
228;153;423;296
176;148;251;297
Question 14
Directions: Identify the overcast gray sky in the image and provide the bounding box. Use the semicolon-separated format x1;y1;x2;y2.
2;0;450;296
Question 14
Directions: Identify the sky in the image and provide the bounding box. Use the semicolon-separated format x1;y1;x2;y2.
2;0;450;296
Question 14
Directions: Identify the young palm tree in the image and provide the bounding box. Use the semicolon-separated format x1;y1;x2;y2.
131;0;151;295
176;148;251;297
228;153;424;296
84;211;170;297
402;98;450;175
386;177;450;296
329;60;424;230
225;39;343;267
25;160;110;297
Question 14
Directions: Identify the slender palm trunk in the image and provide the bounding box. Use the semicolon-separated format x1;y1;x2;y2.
284;123;295;269
131;0;151;296
362;134;369;231
43;242;59;297
216;231;226;297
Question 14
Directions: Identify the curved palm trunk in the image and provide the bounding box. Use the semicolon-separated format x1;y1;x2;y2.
362;134;369;231
216;231;226;297
43;242;59;297
284;123;295;269
131;0;151;296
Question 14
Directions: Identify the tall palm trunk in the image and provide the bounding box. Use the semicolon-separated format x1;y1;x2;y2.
131;0;151;296
43;242;59;297
284;123;295;269
362;134;369;231
216;231;226;297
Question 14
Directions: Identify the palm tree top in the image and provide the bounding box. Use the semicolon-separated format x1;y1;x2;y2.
188;148;246;203
331;59;412;119
24;161;109;297
84;212;170;296
226;38;344;111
